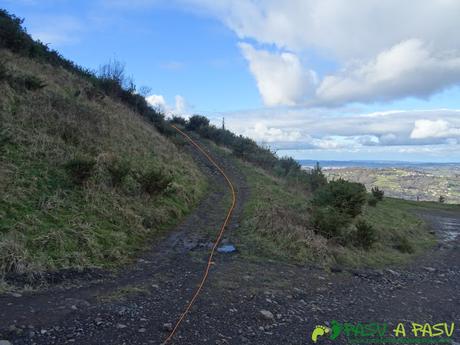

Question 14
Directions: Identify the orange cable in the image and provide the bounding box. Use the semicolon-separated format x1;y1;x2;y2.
162;125;237;344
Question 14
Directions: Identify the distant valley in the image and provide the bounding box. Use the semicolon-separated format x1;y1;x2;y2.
300;160;460;204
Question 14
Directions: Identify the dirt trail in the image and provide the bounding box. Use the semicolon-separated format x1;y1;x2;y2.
1;137;459;345
0;135;250;344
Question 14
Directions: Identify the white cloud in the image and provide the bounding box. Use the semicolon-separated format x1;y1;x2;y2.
146;94;190;116
146;94;167;110
239;43;317;106
221;108;460;150
242;122;301;143
410;119;460;139
174;95;188;114
181;0;460;106
316;39;460;105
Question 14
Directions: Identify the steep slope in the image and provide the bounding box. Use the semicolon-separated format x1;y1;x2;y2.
0;48;206;277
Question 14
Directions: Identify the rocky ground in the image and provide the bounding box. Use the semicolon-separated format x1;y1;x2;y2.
1;138;459;345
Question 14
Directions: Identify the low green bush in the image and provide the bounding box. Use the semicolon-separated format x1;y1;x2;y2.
107;158;131;187
368;196;378;207
354;220;377;250
392;234;414;253
138;167;172;195
64;157;96;185
311;206;352;238
312;179;367;217
371;186;384;201
186;115;210;131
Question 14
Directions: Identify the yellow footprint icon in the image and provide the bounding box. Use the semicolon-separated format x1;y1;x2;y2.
311;325;330;343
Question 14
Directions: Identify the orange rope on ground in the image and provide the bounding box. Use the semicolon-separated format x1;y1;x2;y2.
162;125;237;344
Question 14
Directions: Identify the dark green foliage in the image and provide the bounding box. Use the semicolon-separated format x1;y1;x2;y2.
22;75;46;90
138;168;172;195
107;158;131;187
371;186;384;201
171;116;187;126
354;220;376;250
308;162;327;192
64;157;96;185
311;206;352;238
186;115;210;131
392;234;414;253
368;196;378;207
439;195;445;203
312;179;367;218
274;156;301;177
0;62;8;81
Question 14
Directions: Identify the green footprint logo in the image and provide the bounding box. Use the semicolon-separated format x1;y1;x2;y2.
311;325;330;343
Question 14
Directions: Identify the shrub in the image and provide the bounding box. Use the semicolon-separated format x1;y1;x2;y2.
392;234;414;253
312;179;367;218
275;157;301;177
0;62;8;81
64;157;96;185
138;168;172;195
368;196;378;207
311;206;352;239
371;186;384;201
107;158;131;187
186;115;210;131
23;75;46;90
439;195;445;203
170;116;187;126
354;220;376;250
308;162;328;192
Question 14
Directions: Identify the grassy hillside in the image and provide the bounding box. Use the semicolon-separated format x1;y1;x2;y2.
0;48;207;275
202;141;447;268
238;163;443;268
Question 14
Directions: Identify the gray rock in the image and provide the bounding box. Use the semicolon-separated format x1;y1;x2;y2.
11;293;22;298
138;328;146;333
423;267;436;273
0;341;12;345
116;324;127;329
260;310;274;320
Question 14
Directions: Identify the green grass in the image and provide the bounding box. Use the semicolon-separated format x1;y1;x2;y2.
335;198;437;267
0;49;207;277
200;142;331;265
206;141;449;268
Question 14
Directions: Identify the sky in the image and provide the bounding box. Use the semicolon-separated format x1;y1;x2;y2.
3;0;460;162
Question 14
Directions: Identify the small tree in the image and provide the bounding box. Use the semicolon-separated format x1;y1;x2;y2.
371;186;384;201
354;220;376;250
308;162;327;192
439;195;445;203
312;179;367;218
170;116;187;126
186;115;210;131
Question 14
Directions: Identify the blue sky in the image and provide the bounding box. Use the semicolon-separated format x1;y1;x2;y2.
3;0;460;162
